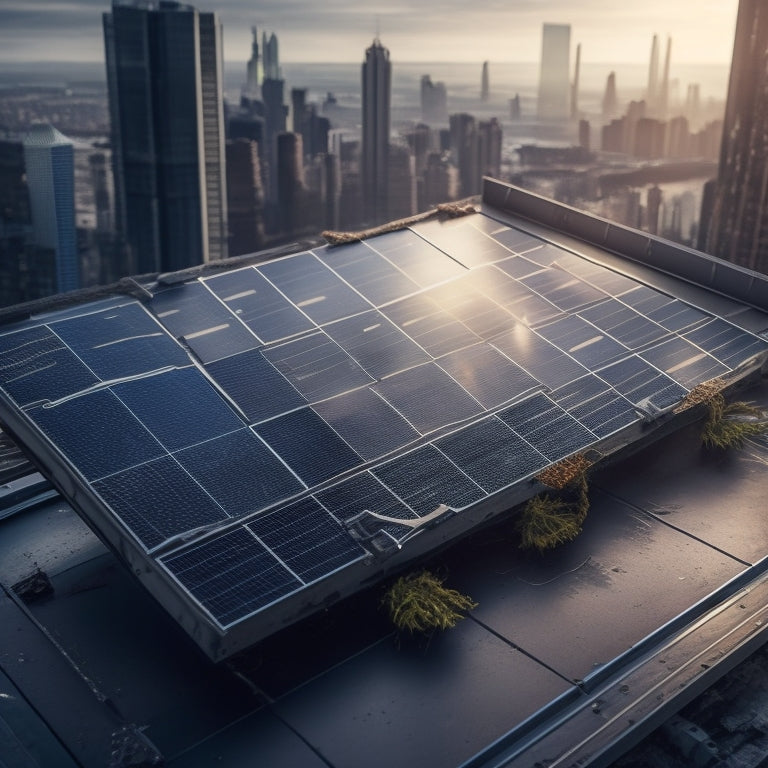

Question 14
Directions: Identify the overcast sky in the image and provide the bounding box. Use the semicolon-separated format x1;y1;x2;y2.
0;1;740;65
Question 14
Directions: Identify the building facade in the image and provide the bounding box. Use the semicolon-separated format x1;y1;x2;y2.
537;23;571;122
362;38;391;225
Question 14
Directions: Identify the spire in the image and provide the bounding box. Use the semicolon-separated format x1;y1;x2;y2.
647;34;659;110
571;43;581;118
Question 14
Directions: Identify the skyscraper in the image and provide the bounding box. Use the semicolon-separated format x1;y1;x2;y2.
481;61;489;102
537;23;571;121
263;31;280;80
571;43;581;118
245;26;260;95
103;0;228;275
647;35;659;111
362;38;391;224
22;123;79;294
421;75;447;123
700;0;768;273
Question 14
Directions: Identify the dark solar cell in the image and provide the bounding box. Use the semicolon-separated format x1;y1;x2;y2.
254;408;362;487
380;293;480;357
204;348;306;424
247;498;365;584
372;444;484;516
494;255;546;280
597;355;688;410
437;343;541;409
683;318;768;370
620;286;710;332
111;367;243;452
435;416;549;493
204;266;315;343
27;389;165;481
535;315;629;368
0;325;98;407
323;310;429;379
518;242;569;266
316;241;421;306
498;393;597;462
258;252;371;324
262;331;374;402
412;217;514;267
50;302;190;379
491;323;589;390
519;268;607;312
174;429;304;517
579;298;669;349
367;229;466;287
93;455;228;550
150;282;259;363
312;388;419;461
490;227;545;254
372;362;482;435
640;337;730;389
162;527;302;627
550;253;640;296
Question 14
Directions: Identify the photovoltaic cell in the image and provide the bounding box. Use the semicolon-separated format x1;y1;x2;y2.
323;310;429;379
204;348;306;424
435;416;549;493
597;355;687;410
93;455;228;550
247;498;365;584
640;337;730;388
173;429;304;517
312;388;419;461
494;255;546;280
50;302;189;380
578;298;669;349
380;293;480;357
162;527;302;627
316;241;421;306
0;325;98;407
204;267;315;343
412;217;518;268
262;331;374;402
683;318;768;370
490;227;545;254
372;444;484;516
258;252;371;324
549;252;640;296
620;286;710;332
27;389;165;481
437;343;541;409
111;367;243;452
254;408;362;487
372;362;482;435
535;315;629;368
519;268;607;312
498;393;597;462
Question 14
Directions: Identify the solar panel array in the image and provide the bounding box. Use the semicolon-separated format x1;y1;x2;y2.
0;213;766;636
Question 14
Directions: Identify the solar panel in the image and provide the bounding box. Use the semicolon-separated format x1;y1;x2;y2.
683;318;768;369
640;337;730;389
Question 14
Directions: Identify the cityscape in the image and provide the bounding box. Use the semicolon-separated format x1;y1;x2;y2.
0;1;761;308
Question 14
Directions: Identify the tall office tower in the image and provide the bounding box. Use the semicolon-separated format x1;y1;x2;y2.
362;38;391;224
421;152;457;209
478;118;502;180
658;37;672;118
647;34;659;112
571;43;581;118
481;61;490;102
387;144;417;220
291;88;308;143
700;0;768;272
276;132;306;235
22;123;79;294
509;94;521;120
261;77;288;211
685;83;701;126
103;0;228;274
245;26;261;95
602;71;618;120
666;116;691;158
537;23;571;121
263;32;280;80
404;123;432;177
450;112;479;197
421;75;447;123
647;185;663;235
225;138;265;257
578;119;590;152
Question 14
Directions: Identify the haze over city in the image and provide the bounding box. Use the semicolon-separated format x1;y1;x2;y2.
1;0;739;65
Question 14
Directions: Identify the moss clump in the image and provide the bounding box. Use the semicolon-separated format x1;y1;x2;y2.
517;472;589;552
701;394;767;450
383;571;477;633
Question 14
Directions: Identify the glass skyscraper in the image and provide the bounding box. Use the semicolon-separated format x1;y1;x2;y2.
362;38;391;225
537;23;571;122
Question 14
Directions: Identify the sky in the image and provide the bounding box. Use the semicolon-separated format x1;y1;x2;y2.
0;0;740;65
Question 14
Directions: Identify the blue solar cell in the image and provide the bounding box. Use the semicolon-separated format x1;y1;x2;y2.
597;355;687;410
262;331;374;402
323;310;429;379
640;337;730;389
498;393;597;462
683;318;768;370
0;324;98;407
579;299;669;349
413;217;514;268
150;282;259;364
490;227;545;254
535;315;629;368
435;416;549;493
520;269;607;312
93;455;228;550
312;388;419;461
315;472;418;524
204;348;306;424
254;408;362;487
174;429;304;517
247;498;365;584
372;362;482;435
548;253;640;296
258;252;372;324
112;367;244;451
162;527;302;627
50;302;189;379
316;241;421;306
620;286;710;332
372;444;484;516
380;293;480;357
204;267;315;343
27;389;165;481
437;343;541;409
